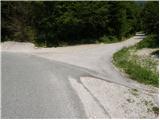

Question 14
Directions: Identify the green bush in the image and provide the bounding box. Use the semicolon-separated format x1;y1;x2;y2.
98;35;118;43
136;34;159;49
1;2;144;47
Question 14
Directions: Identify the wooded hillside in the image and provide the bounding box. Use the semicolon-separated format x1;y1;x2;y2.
1;1;159;47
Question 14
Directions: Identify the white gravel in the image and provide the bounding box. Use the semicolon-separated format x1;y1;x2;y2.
80;77;158;118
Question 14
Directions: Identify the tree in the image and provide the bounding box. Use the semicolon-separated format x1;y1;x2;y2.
1;2;36;42
2;1;143;47
141;1;159;35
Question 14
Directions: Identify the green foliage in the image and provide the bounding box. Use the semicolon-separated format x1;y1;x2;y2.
139;1;159;49
2;1;157;47
108;2;140;39
113;47;158;87
152;106;159;115
1;2;36;42
98;35;118;43
136;34;159;49
141;1;159;35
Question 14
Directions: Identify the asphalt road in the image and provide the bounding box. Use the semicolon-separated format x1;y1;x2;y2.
2;52;88;118
2;34;152;118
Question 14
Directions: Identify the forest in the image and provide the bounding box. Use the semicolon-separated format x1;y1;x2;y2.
1;1;159;47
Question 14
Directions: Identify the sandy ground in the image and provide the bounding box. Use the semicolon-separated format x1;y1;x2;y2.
1;34;159;118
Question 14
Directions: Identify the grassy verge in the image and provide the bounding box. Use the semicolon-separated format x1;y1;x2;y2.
113;46;159;87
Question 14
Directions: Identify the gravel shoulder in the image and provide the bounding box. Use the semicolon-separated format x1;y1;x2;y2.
1;34;159;118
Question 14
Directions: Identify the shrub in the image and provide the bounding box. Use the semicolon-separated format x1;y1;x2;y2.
136;34;159;49
98;35;118;43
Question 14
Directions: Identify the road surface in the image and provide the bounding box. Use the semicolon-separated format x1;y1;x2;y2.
2;52;88;118
1;34;158;118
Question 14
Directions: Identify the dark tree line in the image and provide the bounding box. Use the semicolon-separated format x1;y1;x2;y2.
140;1;159;48
1;1;159;47
141;1;159;36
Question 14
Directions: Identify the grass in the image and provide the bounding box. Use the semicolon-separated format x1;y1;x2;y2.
113;46;159;87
